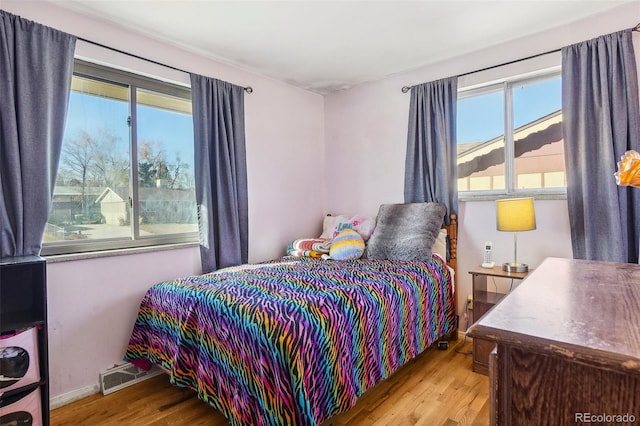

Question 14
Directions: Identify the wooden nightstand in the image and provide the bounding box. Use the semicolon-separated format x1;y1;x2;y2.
469;265;528;375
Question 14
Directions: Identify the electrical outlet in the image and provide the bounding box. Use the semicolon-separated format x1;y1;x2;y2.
467;294;473;310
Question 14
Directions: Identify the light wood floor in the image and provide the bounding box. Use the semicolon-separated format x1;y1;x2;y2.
51;340;489;425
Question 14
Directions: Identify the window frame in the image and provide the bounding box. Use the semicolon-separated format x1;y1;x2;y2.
457;67;566;201
42;60;198;256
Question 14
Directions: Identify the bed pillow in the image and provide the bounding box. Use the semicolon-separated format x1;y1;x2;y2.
431;228;448;260
320;214;376;241
366;202;446;262
329;229;365;260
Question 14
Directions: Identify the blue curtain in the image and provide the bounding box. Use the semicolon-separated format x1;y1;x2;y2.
190;74;248;273
562;29;640;262
404;77;458;224
0;11;76;257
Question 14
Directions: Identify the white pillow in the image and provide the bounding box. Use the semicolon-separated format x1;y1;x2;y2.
431;228;447;260
320;214;376;241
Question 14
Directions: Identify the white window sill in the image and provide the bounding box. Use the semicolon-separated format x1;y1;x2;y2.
459;191;567;202
44;242;199;263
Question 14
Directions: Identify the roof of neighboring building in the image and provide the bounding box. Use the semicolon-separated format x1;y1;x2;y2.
457;109;562;178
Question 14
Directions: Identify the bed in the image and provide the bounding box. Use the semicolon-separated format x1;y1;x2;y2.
124;203;458;426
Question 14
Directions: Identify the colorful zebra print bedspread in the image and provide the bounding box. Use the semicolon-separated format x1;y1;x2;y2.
124;256;456;425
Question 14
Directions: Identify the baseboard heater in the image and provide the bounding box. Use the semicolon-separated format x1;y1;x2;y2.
99;362;164;395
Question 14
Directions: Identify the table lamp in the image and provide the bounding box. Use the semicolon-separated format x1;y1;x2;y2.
496;197;536;273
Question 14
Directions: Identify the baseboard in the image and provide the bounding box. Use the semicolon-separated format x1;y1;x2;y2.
50;383;100;410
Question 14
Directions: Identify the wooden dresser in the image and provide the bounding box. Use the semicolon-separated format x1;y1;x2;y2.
468;257;640;425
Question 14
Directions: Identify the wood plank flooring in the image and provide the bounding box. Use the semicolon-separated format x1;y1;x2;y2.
51;340;489;425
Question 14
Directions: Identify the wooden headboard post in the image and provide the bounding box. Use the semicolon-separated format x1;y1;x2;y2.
442;213;458;340
443;213;457;277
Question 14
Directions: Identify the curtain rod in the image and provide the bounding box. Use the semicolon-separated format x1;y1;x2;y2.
77;36;254;94
401;23;640;93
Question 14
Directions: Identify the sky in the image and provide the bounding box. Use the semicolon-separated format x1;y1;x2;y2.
64;91;194;172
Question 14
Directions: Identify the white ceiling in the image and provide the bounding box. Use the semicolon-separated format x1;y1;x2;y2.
54;0;636;94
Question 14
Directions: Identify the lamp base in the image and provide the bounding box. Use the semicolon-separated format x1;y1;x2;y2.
502;262;528;273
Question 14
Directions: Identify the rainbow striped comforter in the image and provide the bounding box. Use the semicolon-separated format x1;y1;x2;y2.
124;256;456;425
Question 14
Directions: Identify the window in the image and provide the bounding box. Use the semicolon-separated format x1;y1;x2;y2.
42;61;197;255
457;70;564;197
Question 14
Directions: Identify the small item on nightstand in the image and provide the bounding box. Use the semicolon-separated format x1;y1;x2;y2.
481;241;494;268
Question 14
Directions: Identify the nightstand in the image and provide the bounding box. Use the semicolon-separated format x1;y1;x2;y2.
469;265;528;375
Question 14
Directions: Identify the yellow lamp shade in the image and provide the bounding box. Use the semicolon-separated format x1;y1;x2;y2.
496;198;536;232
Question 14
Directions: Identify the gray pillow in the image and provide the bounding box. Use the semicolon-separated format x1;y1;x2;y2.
366;202;446;262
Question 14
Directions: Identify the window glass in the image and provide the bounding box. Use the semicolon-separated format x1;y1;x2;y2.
136;89;197;236
457;89;505;192
47;76;131;243
512;77;565;189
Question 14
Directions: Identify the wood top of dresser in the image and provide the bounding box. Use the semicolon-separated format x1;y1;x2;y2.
468;257;640;374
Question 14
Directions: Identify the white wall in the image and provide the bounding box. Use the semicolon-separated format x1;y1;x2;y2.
3;0;326;404
323;2;640;321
